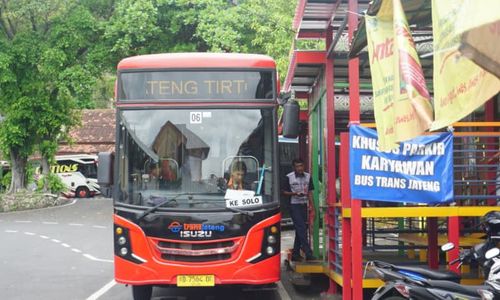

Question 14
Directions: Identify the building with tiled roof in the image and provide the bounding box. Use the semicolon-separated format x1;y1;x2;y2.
58;109;115;155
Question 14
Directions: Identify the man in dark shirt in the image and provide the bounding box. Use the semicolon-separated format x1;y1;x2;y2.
282;158;316;261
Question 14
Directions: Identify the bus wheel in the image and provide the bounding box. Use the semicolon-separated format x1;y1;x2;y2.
76;187;90;198
132;285;152;300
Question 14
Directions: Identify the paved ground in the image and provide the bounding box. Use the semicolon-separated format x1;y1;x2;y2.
0;198;331;300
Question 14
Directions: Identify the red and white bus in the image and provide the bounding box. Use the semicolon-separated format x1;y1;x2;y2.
111;53;281;299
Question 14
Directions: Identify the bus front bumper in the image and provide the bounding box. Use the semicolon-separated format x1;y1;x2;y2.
113;213;281;286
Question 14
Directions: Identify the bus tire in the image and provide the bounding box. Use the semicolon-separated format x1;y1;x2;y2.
132;285;152;300
76;186;90;198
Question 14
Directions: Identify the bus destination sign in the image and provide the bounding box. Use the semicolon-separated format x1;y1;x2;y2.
119;71;274;101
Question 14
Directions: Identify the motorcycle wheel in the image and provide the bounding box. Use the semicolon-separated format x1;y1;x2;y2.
383;297;406;300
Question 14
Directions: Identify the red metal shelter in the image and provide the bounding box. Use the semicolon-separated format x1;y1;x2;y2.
283;1;500;299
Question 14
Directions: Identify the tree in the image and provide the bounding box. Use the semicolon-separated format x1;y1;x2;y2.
170;0;296;79
0;0;104;192
104;0;296;79
241;0;297;79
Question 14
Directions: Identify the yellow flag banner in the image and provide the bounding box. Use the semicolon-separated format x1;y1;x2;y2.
460;20;500;78
431;0;500;130
393;0;433;132
366;0;433;151
457;0;500;79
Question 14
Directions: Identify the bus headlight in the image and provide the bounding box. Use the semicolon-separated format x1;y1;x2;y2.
261;223;280;258
118;236;127;245
120;247;129;256
114;224;144;264
248;222;280;264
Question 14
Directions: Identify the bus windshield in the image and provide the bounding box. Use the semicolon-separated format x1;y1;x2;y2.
117;108;275;210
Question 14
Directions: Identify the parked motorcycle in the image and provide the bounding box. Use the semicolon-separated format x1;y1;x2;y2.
370;242;491;299
370;211;500;300
371;247;500;300
408;247;500;300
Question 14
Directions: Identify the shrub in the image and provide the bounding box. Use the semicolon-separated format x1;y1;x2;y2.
1;171;11;191
37;173;67;194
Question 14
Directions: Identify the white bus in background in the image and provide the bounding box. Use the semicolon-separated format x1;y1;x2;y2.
51;154;101;198
2;154;100;197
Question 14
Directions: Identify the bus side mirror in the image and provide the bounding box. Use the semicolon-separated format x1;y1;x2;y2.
98;152;114;197
282;100;300;139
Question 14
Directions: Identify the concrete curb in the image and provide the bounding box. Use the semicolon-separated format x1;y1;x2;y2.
0;198;77;215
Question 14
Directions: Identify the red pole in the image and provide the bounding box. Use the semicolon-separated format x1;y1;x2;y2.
351;199;363;299
341;133;352;300
348;0;362;298
325;22;338;295
448;216;461;274
348;0;360;124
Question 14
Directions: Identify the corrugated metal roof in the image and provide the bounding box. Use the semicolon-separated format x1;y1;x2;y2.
349;0;432;57
294;0;371;38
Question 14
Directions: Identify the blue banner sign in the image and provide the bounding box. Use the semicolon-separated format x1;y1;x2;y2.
349;125;454;204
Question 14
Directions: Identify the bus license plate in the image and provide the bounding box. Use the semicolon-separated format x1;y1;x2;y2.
177;275;215;287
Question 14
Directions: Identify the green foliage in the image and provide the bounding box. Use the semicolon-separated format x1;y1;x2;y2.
153;0;296;80
101;0;296;79
92;73;116;108
295;39;326;51
0;0;298;192
105;0;161;58
298;100;308;108
241;0;297;80
1;172;12;190
37;173;67;194
0;97;39;159
25;162;37;185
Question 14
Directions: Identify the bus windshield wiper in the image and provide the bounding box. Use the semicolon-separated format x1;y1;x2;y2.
137;193;188;222
225;206;254;217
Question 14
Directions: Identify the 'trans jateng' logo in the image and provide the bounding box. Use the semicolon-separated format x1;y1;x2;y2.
168;221;182;233
168;221;225;238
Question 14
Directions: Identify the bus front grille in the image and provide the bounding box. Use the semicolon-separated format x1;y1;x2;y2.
155;239;240;263
161;253;231;262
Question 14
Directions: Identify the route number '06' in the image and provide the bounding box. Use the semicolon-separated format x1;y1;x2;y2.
190;112;202;124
